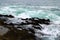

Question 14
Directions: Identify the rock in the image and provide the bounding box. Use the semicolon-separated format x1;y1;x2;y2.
0;26;9;36
32;25;42;30
0;14;14;18
28;28;35;33
21;18;50;25
38;19;50;25
0;15;51;40
2;29;35;40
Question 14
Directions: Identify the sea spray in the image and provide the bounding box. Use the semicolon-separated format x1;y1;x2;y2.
0;5;60;40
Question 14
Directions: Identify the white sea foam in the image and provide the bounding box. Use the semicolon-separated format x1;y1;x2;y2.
0;5;60;40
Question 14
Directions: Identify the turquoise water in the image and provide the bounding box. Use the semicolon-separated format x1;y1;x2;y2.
0;5;60;21
0;5;60;40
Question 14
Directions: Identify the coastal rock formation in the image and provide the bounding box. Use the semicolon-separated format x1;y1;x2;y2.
0;14;50;40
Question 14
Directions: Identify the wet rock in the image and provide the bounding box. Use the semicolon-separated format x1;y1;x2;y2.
0;14;14;18
28;28;35;34
21;18;50;25
38;19;50;25
0;15;51;40
32;25;42;30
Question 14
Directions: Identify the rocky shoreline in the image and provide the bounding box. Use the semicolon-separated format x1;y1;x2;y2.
0;14;50;40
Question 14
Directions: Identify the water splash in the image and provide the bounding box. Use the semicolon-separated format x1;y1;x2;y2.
0;5;60;40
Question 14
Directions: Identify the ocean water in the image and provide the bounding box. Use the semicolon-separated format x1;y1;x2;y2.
0;5;60;40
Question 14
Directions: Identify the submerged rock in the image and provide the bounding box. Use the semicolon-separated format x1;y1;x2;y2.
0;14;50;40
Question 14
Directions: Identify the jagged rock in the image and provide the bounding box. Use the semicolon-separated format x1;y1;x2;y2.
0;14;14;18
21;18;50;25
0;14;51;40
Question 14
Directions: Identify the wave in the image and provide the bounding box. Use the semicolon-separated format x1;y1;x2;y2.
0;5;60;20
0;5;60;40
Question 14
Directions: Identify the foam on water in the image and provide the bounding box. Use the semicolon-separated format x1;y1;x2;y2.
0;5;60;40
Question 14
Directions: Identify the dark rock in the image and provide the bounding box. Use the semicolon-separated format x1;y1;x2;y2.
28;28;35;34
2;29;35;40
21;18;50;25
0;14;14;18
32;25;42;30
8;15;14;18
0;15;51;40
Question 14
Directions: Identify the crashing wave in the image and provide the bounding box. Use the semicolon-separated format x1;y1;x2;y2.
0;5;60;40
